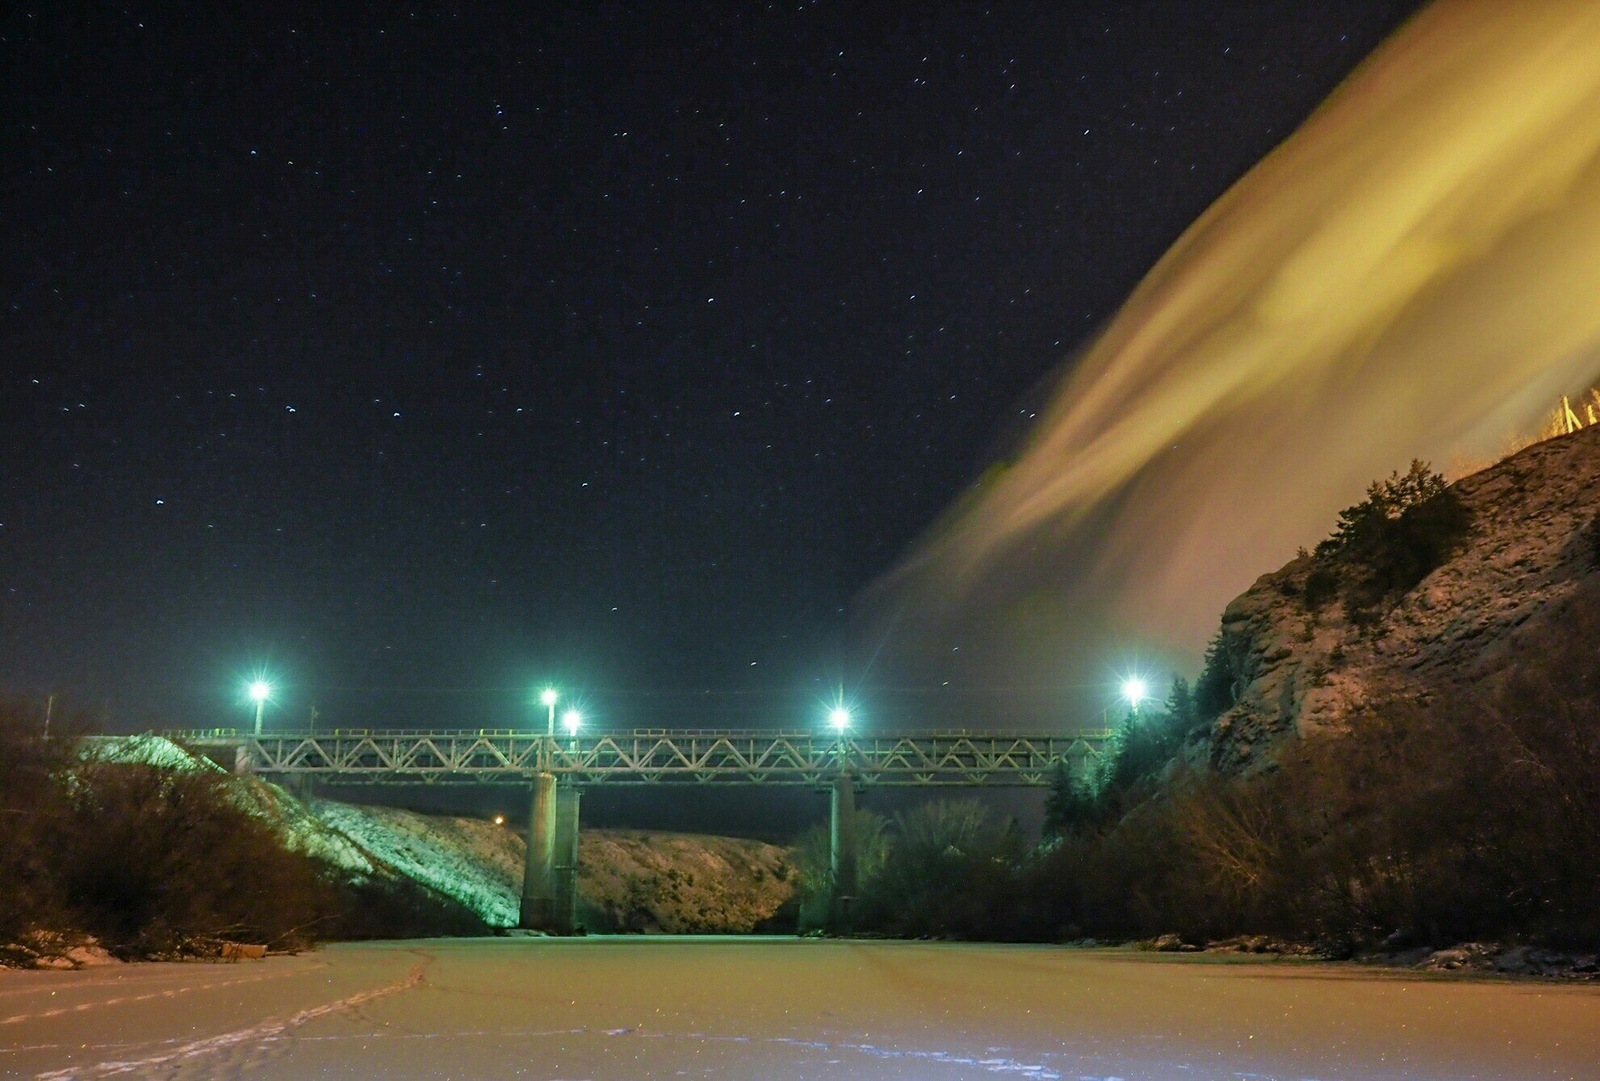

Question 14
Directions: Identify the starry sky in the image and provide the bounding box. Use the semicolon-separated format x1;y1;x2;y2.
1;2;1423;734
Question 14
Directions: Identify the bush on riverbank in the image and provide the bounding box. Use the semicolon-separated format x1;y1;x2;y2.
50;758;334;957
793;797;1049;940
1032;633;1600;952
0;706;337;961
0;707;488;964
0;707;78;954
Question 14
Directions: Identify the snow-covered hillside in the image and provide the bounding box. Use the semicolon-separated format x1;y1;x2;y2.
66;737;799;937
301;799;799;933
308;800;524;925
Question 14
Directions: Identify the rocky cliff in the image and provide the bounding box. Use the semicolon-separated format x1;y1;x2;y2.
1204;425;1600;767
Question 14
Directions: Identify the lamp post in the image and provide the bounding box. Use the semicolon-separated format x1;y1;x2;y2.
825;704;857;932
562;709;582;737
540;688;558;737
249;680;272;736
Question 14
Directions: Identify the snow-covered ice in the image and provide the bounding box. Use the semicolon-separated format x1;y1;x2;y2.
4;938;1598;1079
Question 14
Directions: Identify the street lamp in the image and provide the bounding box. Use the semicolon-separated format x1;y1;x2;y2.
249;680;272;736
562;709;582;737
828;706;852;732
1121;677;1148;715
540;688;558;737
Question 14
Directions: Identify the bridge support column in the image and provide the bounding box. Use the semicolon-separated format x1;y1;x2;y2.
519;773;558;930
551;788;582;934
828;773;859;933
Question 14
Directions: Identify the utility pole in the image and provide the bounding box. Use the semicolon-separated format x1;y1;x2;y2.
43;693;54;740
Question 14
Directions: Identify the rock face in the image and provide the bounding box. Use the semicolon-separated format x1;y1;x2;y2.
1205;426;1600;768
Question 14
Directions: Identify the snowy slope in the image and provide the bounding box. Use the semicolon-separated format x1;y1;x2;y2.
300;800;799;932
68;739;799;933
308;800;522;925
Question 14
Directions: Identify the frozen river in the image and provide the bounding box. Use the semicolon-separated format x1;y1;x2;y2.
4;937;1597;1080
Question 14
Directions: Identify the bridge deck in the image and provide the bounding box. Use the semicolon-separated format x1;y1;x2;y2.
162;728;1113;786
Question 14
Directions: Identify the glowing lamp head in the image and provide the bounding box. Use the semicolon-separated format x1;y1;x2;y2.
1121;677;1148;710
249;680;272;704
828;707;852;731
540;688;558;707
562;709;582;735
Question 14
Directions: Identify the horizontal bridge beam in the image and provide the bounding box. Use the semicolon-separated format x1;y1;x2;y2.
158;728;1112;787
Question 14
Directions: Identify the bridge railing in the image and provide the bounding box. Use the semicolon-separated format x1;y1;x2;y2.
167;726;1115;741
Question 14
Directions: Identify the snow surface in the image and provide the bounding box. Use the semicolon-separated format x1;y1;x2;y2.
5;939;1599;1080
307;799;521;925
83;734;224;772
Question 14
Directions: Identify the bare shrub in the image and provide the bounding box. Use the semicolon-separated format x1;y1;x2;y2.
792;811;890;931
1168;768;1306;933
1036;797;1191;941
48;763;334;957
0;703;77;948
857;798;1027;938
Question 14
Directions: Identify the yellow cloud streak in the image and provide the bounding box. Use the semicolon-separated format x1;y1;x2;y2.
878;0;1600;663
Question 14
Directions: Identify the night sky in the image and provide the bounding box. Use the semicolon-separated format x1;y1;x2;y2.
2;2;1423;734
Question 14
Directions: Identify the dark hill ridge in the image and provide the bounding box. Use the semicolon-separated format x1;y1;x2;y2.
1205;425;1600;768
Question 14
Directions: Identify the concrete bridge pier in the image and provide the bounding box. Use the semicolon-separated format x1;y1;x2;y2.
519;773;558;930
520;774;582;934
552;788;582;934
828;772;859;932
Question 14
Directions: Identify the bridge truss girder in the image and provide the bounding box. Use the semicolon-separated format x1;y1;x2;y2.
171;728;1110;787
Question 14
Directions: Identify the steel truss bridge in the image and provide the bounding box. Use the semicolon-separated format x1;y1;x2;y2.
168;728;1112;787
